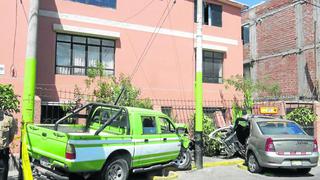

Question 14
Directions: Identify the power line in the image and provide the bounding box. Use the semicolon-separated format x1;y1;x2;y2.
122;0;157;22
130;0;176;79
165;0;186;100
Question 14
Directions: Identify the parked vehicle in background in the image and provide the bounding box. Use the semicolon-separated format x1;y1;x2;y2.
210;114;319;174
27;103;191;180
246;117;319;174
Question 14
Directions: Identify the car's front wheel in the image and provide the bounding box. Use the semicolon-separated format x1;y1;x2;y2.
297;168;311;174
173;149;192;170
100;158;129;180
247;153;263;173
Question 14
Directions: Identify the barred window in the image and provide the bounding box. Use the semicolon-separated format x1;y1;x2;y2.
55;34;115;76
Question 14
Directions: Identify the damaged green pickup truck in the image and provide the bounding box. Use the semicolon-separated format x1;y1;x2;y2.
27;103;191;180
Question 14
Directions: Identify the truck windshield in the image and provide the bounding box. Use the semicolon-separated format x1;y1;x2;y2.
257;121;305;135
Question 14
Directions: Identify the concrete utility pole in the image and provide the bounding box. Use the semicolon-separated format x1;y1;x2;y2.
21;0;39;179
195;0;204;169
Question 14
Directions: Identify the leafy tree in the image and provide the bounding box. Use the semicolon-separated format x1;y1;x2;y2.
286;107;316;126
78;63;152;109
0;84;19;114
225;75;280;121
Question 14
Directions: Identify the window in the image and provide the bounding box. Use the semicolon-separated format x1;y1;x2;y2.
56;34;115;76
161;106;172;118
159;117;175;134
70;0;117;9
243;63;251;80
242;24;250;44
203;51;224;83
194;2;222;27
211;4;222;27
92;108;128;128
41;104;68;124
142;116;157;134
257;122;305;135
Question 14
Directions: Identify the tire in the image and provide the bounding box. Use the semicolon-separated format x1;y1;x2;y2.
247;153;263;173
297;168;311;174
100;158;129;180
173;149;192;170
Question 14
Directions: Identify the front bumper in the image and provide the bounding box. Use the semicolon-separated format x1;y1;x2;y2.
259;151;319;169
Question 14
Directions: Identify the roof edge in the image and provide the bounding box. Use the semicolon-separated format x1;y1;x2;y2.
217;0;249;10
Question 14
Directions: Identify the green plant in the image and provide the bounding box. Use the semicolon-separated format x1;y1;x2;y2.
61;102;75;112
225;75;280;120
232;103;243;124
286;107;316;126
189;114;221;156
203;115;221;156
0;84;19;114
79;63;153;109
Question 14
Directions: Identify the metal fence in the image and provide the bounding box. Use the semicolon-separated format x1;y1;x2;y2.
36;87;316;135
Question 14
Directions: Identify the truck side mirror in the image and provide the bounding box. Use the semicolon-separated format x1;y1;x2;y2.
176;127;187;134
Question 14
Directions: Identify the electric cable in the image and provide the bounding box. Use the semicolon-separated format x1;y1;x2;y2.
129;0;176;80
165;0;186;100
122;0;157;22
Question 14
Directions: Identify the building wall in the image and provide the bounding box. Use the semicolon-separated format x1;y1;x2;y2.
242;0;319;97
0;0;244;121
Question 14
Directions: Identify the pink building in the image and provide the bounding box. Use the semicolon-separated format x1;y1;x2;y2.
0;0;245;123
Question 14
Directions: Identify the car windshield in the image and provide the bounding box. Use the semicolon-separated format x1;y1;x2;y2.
257;121;305;135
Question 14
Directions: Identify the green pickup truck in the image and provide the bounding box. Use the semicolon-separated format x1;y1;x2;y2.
27;103;191;180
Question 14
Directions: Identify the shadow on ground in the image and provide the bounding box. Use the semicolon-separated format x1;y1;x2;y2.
129;169;170;180
261;168;315;178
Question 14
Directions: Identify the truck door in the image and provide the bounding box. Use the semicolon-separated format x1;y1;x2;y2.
133;116;162;167
158;117;181;162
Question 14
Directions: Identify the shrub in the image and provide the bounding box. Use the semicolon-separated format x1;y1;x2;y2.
0;84;19;114
203;115;221;156
286;107;316;126
189;114;221;156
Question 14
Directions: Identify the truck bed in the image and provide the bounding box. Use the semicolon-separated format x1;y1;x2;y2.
26;123;130;172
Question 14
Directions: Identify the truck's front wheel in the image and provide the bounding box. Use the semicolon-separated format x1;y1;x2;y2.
173;149;192;170
101;158;129;180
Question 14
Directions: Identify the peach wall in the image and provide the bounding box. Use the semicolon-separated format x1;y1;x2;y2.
1;0;243;107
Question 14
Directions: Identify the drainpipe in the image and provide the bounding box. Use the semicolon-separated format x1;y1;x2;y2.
195;0;204;169
21;0;39;179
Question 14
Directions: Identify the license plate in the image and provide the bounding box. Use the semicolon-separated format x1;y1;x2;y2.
291;160;302;166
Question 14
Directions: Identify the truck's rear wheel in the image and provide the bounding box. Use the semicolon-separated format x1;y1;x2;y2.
173;149;192;170
101;158;129;180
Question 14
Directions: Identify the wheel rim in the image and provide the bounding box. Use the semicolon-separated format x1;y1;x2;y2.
107;163;124;180
248;155;257;172
174;152;188;166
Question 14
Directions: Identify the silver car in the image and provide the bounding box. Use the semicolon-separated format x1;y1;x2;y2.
246;116;319;174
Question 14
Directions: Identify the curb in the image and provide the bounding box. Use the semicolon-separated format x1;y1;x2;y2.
153;159;245;180
192;159;245;169
153;172;179;180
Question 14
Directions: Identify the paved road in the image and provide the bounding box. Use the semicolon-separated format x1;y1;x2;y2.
178;165;320;180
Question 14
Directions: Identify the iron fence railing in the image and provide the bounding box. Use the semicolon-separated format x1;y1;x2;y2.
36;87;316;135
